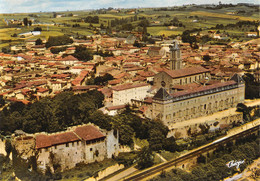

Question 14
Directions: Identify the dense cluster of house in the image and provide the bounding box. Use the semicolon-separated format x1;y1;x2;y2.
1;34;259;172
0;35;259;110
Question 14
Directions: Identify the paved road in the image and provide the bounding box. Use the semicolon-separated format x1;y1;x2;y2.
106;166;138;181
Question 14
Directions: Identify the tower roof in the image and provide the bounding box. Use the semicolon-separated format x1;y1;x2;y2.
231;73;244;84
153;88;171;101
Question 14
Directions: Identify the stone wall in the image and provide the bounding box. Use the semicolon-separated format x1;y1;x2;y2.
168;110;243;138
106;130;120;158
37;139;107;173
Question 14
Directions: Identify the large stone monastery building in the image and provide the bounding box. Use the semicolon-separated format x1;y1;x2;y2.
151;41;245;128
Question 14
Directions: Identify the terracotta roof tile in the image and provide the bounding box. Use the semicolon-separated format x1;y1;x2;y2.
164;66;209;78
74;125;105;141
106;105;127;111
36;132;80;149
112;83;149;91
35;125;105;149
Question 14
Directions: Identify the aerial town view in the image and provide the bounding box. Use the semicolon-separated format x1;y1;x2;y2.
0;0;259;180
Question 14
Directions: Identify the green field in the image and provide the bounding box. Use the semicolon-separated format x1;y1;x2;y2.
0;5;259;49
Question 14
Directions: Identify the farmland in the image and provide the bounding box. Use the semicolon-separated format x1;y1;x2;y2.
0;4;259;49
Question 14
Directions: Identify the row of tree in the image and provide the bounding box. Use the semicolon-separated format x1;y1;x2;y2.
214;21;259;32
0;90;104;135
45;35;73;48
0;91;174;149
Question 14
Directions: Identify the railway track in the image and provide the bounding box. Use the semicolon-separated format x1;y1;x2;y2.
123;125;259;181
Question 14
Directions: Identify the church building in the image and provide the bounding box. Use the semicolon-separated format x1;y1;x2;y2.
154;41;211;91
151;41;245;128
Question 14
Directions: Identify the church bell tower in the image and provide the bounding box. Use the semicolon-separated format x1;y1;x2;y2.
169;41;182;70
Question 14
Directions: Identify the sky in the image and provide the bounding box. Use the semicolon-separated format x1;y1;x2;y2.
0;0;258;13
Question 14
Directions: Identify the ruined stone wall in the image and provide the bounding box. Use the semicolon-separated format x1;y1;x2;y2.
106;129;120;158
12;136;35;159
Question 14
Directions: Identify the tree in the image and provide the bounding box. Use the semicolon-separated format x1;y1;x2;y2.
94;73;114;85
73;45;93;61
88;110;112;130
0;96;5;107
210;158;230;179
192;166;207;181
163;136;177;152
203;55;211;62
136;146;154;169
46;35;73;48
174;168;195;181
112;114;135;145
2;47;10;53
35;38;42;45
86;90;104;108
149;129;165;151
34;27;42;31
181;30;196;45
236;103;251;122
23;18;28;26
0;90;107;135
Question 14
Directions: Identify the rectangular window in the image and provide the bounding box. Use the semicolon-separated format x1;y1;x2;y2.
72;142;74;147
66;143;69;147
90;148;93;151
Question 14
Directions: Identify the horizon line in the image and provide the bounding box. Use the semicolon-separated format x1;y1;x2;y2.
0;2;258;14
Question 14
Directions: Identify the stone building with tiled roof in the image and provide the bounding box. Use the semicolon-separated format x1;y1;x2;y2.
13;124;119;173
151;74;245;130
154;66;211;91
112;82;152;106
149;42;245;136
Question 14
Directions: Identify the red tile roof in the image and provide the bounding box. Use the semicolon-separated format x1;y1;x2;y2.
61;55;78;61
49;132;80;146
171;80;237;98
74;125;105;141
108;79;121;85
36;125;105;149
37;87;49;93
112;83;149;91
72;85;101;91
163;66;209;79
36;132;80;149
36;135;52;149
106;105;127;111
